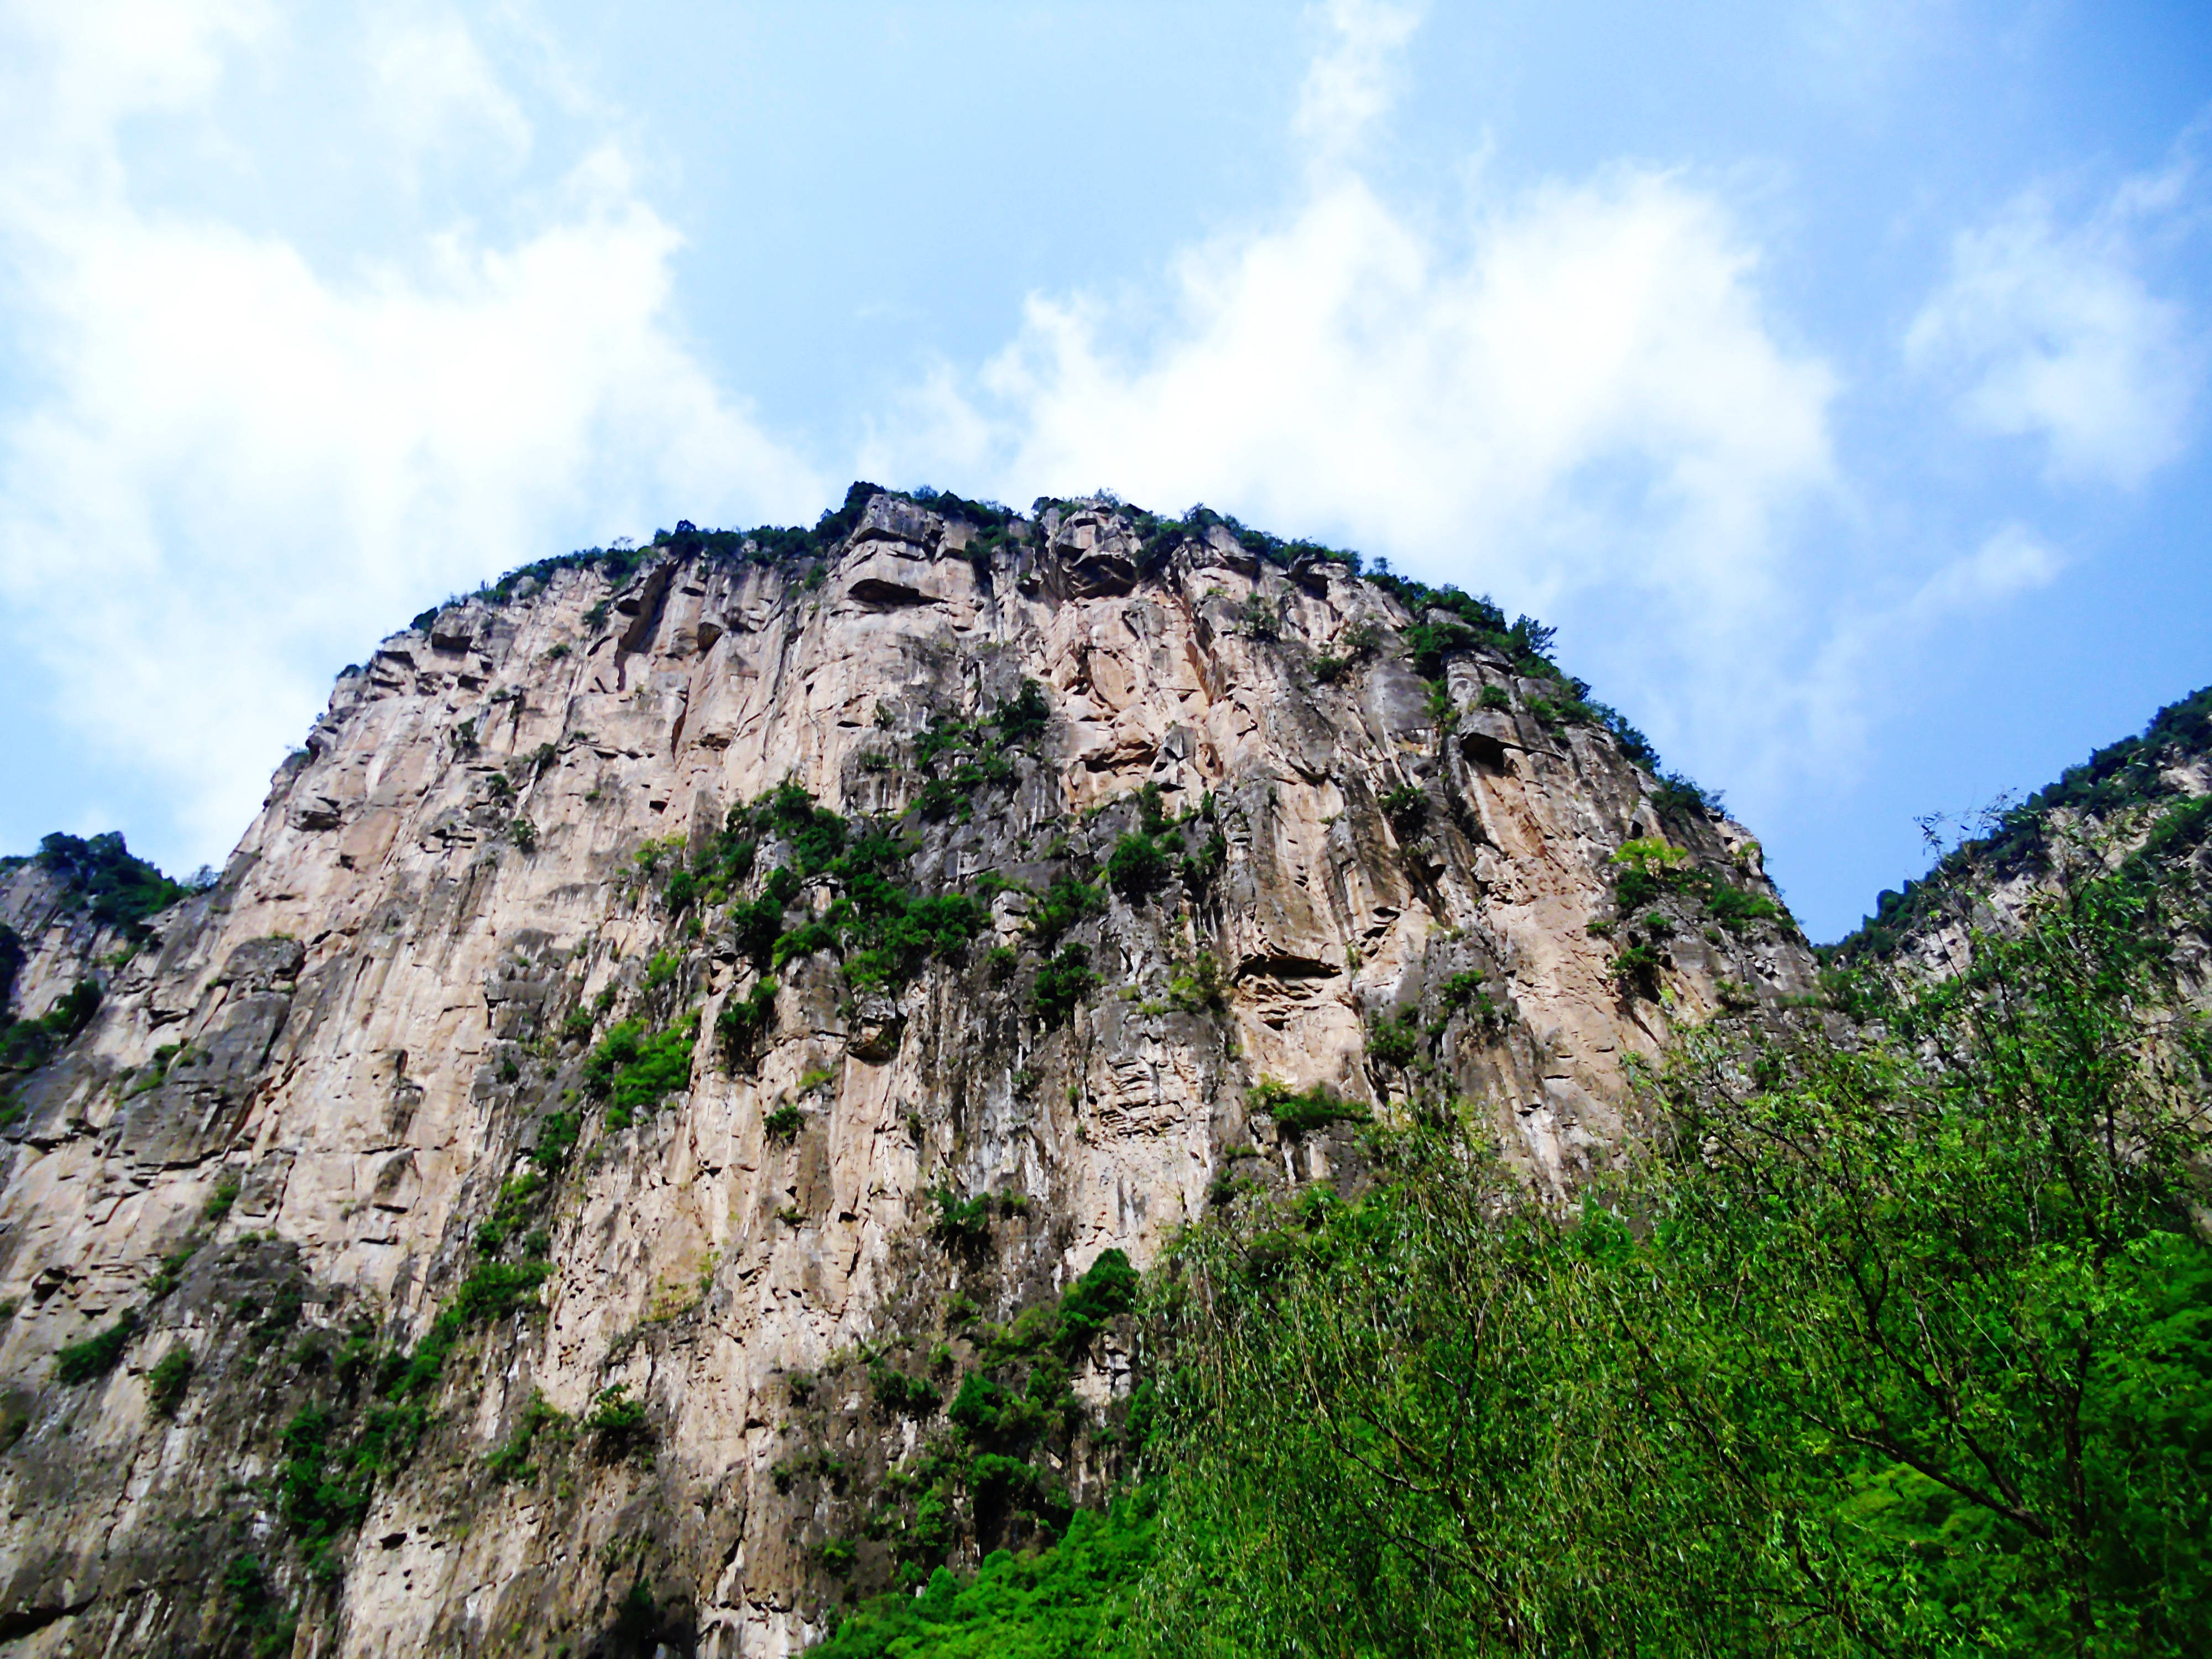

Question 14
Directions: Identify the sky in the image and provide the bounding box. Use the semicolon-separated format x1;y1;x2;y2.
0;0;2207;941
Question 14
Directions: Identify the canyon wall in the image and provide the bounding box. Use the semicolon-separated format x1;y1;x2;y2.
0;495;1815;1656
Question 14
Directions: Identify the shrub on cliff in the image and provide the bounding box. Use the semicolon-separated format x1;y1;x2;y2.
32;831;188;933
1245;1078;1369;1136
715;977;777;1068
1107;833;1170;899
1032;948;1098;1027
584;1014;698;1125
54;1310;138;1384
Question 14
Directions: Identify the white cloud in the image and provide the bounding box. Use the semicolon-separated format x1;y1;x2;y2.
1908;522;2064;619
367;7;533;180
0;0;276;145
881;136;1838;790
969;172;1833;593
1907;157;2204;488
0;2;821;863
1294;0;1425;166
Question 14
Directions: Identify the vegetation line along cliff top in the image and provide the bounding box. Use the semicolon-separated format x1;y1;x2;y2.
0;481;2201;1658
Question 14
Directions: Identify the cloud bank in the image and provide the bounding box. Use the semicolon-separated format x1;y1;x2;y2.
0;1;820;858
1;0;2201;882
879;3;1841;795
1908;147;2205;488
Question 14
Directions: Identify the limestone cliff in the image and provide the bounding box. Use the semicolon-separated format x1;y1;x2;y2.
0;492;1815;1656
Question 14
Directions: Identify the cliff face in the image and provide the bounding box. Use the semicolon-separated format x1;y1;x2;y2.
1838;684;2212;981
0;495;1814;1656
0;863;138;1034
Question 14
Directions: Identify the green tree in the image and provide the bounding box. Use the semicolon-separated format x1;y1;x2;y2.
1136;869;2212;1657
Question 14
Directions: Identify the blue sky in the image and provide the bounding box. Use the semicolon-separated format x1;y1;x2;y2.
1;1;2206;939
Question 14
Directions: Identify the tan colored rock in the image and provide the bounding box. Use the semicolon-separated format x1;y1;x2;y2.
0;493;1815;1656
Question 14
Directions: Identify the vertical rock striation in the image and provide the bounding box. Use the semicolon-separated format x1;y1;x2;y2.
0;493;1815;1655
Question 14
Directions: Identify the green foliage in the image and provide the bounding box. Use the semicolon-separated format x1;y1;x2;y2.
584;1382;650;1447
1379;782;1426;834
486;1389;568;1482
204;1175;241;1222
764;1102;804;1142
1107;833;1171;899
507;817;537;853
473;1172;546;1254
716;977;778;1068
278;1404;373;1569
54;1309;138;1383
1433;969;1498;1033
147;1239;201;1300
1651;770;1724;822
0;976;102;1073
1313;622;1382;684
1031;874;1103;942
750;779;849;872
1366;1008;1423;1068
907;701;1027;820
1612;939;1662;990
1165;956;1225;1014
1056;1249;1139;1353
1180;828;1226;893
931;1187;995;1250
1245;1078;1369;1136
839;889;988;992
815;1495;1156;1658
1398;619;1477;681
124;1041;186;1098
31;830;189;934
1140;868;2212;1657
1237;594;1282;641
1606;837;1783;935
947;1372;1027;1442
222;1556;298;1659
446;1258;554;1326
994;680;1053;746
145;1346;191;1415
583;1013;698;1125
1705;879;1781;930
1032;947;1099;1027
1478;683;1511;711
374;1255;555;1408
726;785;988;991
872;1363;942;1417
526;1111;580;1175
730;887;791;967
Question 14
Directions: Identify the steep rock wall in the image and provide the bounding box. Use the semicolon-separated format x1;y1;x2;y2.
0;865;135;1033
0;497;1815;1656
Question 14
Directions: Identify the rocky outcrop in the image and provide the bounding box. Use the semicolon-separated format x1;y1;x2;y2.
1837;683;2212;982
0;864;134;1034
0;494;1814;1656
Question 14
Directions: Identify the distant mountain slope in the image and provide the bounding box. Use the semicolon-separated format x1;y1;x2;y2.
1833;682;2212;962
0;833;192;1088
